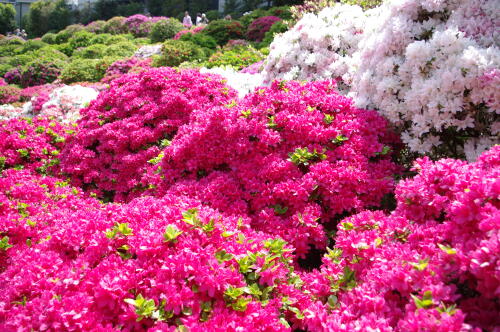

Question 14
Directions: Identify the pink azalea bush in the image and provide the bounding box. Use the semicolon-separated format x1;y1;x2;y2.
246;16;282;42
173;26;205;40
0;117;75;175
0;78;6;86
0;85;21;105
147;80;400;255
295;146;500;331
0;168;307;330
60;68;237;202
102;57;152;83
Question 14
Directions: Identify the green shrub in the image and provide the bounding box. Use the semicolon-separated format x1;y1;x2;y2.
203;20;245;46
64;24;85;35
103;42;137;57
53;42;73;56
104;16;127;34
85;20;106;33
73;44;107;59
55;30;71;44
69;30;96;50
180;33;217;51
205;46;264;70
19;40;48;54
41;32;57;44
0;63;11;77
106;34;134;45
149;18;184;43
133;37;151;46
60;56;118;83
90;33;113;45
0;36;24;46
340;0;382;9
153;40;206;67
0;44;21;56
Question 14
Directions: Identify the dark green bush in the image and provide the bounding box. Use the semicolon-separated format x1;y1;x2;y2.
203;20;245;46
60;56;118;83
19;40;48;54
0;44;21;56
69;30;96;50
153;40;206;67
90;33;113;45
41;32;57;44
204;46;264;70
53;42;73;56
103;42;137;57
180;33;217;51
73;44;107;59
104;16;127;34
55;30;71;44
149;18;184;43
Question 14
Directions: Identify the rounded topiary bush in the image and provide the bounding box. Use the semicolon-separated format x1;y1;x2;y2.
149;18;184;42
104;16;127;34
246;16;282;42
103;41;137;57
41;32;57;44
153;40;206;67
203;20;245;46
19;40;48;53
179;33;217;52
72;44;107;59
60;57;117;84
205;46;265;70
59;67;237;201
68;30;96;50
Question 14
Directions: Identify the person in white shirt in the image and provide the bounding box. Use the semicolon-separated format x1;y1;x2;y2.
183;11;193;27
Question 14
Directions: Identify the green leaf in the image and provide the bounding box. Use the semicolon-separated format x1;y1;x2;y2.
411;290;433;309
332;134;348;145
340;222;354;231
215;250;233;264
326;247;342;264
288;306;304;319
323;113;334;125
230;296;250;312
410;258;429;271
105;223;133;239
224;286;244;300
0;236;13;251
163;224;182;243
182;208;200;226
147;151;164;165
272;204;288;215
125;294;157;321
327;295;338;309
437;243;456;255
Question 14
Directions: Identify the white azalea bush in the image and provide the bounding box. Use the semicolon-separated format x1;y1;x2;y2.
200;66;264;98
264;0;500;160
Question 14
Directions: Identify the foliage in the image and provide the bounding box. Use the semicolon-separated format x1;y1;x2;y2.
149;18;184;43
203;20;246;46
25;0;71;37
0;3;16;35
59;57;118;84
153;40;206;67
205;46;265;70
259;20;288;47
0;85;21;104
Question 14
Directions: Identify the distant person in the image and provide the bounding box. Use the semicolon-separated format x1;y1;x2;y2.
224;14;232;20
21;30;27;39
183;11;193;27
201;13;209;25
196;13;202;26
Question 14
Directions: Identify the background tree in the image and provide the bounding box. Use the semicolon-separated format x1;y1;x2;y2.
0;3;16;34
25;0;71;37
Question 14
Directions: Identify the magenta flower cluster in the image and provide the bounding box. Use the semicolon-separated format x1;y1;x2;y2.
60;68;237;201
173;26;205;40
0;66;497;330
246;16;282;42
124;15;168;37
